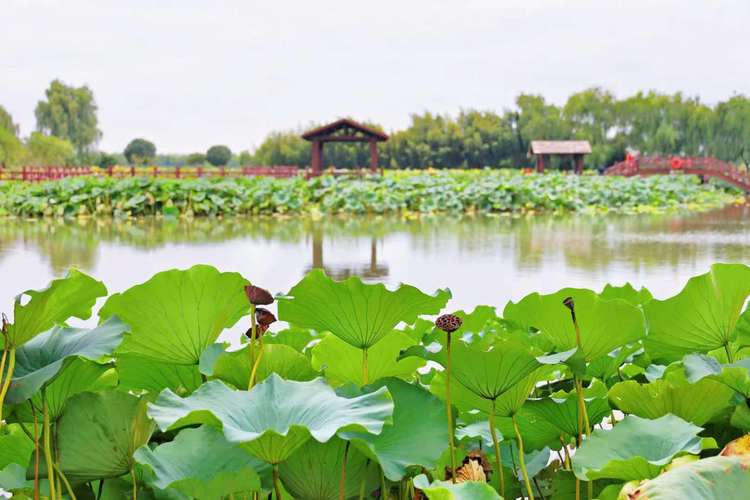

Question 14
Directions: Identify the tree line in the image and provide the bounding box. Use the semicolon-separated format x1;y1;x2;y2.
2;82;749;170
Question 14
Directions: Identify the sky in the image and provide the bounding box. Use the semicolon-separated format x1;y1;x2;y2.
2;0;749;154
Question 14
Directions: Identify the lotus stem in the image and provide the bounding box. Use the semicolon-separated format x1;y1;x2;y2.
488;400;505;498
444;331;457;482
533;477;547;500
724;343;734;363
380;469;387;500
131;465;137;500
575;379;592;500
339;441;351;500
359;459;369;500
248;336;265;389
0;347;16;423
97;480;104;500
512;414;535;500
272;463;283;500
362;348;369;385
33;403;40;500
53;463;77;500
247;304;257;390
42;390;56;500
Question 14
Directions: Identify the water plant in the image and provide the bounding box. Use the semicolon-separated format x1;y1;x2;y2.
0;169;742;218
1;263;750;499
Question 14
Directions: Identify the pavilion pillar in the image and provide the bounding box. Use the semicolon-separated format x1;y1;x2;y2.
574;154;584;174
536;154;545;173
311;140;323;176
369;141;379;174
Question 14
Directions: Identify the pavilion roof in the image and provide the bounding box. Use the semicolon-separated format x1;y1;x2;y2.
301;118;389;142
530;140;592;155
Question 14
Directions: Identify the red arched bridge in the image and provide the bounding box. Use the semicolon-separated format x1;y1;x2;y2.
604;156;750;193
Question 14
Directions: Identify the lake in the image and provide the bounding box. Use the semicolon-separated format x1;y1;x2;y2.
2;205;750;320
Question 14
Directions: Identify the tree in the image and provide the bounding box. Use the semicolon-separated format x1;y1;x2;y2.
0;105;19;135
94;152;119;168
26;132;75;166
714;95;750;169
34;80;101;160
124;138;156;165
185;153;206;166
0;127;26;168
206;145;232;166
237;150;253;166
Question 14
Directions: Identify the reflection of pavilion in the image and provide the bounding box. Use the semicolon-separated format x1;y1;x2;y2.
305;228;389;281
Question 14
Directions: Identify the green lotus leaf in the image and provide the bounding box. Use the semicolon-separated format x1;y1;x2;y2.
147;374;394;464
7;269;107;347
572;414;703;481
599;283;653;306
683;353;750;397
134;425;264;499
277;269;450;349
736;307;750;347
280;437;377;500
117;356;202;395
0;463;28;492
608;378;734;425
0;424;33;470
99;265;249;364
6;317;127;404
628;456;750;499
200;343;317;388
312;332;424;386
11;358;117;422
503;288;645;361
57;390;155;483
526;379;611;437
340;378;447;481
264;327;319;353
413;474;502;500
643;263;750;362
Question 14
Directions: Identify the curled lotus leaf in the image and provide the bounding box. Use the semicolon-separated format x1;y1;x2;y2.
147;374;394;464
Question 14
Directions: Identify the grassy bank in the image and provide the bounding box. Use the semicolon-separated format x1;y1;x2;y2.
0;169;743;217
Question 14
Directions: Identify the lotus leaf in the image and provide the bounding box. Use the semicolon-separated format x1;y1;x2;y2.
56;390;155;483
312;331;424;386
6;317;127;404
277;269;450;349
135;425;264;499
412;474;502;500
643;263;750;361
572;414;703;481
147;374;394;464
341;378;447;481
100;265;249;364
504;288;645;361
627;456;750;499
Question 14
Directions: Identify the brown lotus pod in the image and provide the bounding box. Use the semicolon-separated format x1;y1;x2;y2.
435;314;462;333
562;296;575;311
255;307;277;326
245;285;274;305
244;322;271;340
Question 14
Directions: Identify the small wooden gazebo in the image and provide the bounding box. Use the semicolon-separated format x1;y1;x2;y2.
529;140;592;174
301;118;389;176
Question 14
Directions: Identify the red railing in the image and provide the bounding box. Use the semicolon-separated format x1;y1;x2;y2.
0;165;301;182
604;156;750;192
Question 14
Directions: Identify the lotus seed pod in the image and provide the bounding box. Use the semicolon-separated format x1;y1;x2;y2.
245;285;274;305
255;307;277;326
435;314;462;333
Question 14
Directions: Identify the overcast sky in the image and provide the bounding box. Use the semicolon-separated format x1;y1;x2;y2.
2;0;748;153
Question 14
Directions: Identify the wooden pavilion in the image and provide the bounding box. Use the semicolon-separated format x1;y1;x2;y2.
301;118;389;176
529;140;591;174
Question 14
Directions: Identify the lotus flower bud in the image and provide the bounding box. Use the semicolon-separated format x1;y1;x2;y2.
562;296;575;311
435;314;462;333
245;285;274;305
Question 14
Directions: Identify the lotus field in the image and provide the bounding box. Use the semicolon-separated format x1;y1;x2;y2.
2;263;750;500
0;170;743;217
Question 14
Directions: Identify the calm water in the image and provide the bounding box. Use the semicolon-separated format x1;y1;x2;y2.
2;206;750;318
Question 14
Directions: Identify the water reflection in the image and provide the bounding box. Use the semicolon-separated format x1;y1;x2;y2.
1;205;749;310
